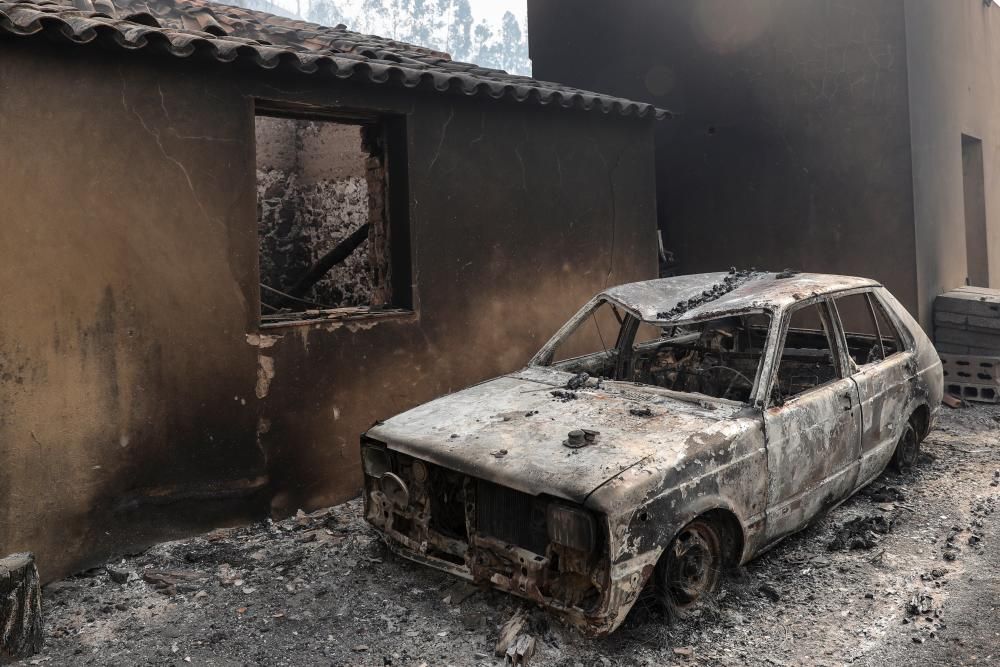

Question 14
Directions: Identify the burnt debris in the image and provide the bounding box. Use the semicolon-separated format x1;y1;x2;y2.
564;372;590;391
0;552;43;663
655;268;762;320
827;514;896;551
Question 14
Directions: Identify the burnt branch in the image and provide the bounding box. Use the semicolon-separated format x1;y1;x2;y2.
285;222;371;301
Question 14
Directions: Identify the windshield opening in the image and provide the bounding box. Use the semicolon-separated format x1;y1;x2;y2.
538;304;772;404
547;300;625;379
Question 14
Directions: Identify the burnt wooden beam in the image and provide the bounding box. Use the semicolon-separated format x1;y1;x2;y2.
288;223;371;298
1;553;43;664
286;223;371;300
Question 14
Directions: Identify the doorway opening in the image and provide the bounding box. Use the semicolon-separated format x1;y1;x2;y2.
961;134;989;287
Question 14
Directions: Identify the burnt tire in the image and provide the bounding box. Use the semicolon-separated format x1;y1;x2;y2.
890;419;920;471
655;518;724;621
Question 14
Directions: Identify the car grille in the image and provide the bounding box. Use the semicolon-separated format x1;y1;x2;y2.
426;466;467;539
475;479;549;554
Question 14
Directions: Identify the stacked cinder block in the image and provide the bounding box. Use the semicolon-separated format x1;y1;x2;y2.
935;286;1000;402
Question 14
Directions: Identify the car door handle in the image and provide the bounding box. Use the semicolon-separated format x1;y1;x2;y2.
841;392;853;412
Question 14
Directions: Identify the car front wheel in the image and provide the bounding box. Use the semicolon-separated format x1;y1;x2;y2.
656;518;723;619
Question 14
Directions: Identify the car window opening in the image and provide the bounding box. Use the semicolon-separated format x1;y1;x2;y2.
543;301;771;403
833;292;902;366
774;303;839;402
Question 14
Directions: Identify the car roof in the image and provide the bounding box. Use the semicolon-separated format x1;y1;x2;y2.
602;272;881;322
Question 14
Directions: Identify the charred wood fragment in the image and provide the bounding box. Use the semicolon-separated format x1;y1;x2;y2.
0;553;43;664
286;222;371;300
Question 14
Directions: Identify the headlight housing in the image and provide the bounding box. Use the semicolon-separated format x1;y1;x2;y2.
547;503;597;552
361;440;391;479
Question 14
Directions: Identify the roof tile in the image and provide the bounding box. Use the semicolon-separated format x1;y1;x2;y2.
0;0;670;120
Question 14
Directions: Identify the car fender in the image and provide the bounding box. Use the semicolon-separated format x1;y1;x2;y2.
607;468;763;571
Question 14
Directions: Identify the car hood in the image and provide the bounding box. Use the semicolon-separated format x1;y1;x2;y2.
366;367;739;504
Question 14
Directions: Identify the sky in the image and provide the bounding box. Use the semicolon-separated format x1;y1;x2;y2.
464;0;526;23
274;0;527;24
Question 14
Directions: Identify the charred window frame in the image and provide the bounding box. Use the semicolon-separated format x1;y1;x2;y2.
254;101;411;325
870;289;912;352
531;298;629;367
829;289;906;368
765;298;848;406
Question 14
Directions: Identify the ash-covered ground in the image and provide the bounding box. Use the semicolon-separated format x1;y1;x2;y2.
17;405;1000;666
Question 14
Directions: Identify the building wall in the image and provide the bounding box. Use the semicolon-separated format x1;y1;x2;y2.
904;0;1000;326
0;42;657;580
529;0;921;319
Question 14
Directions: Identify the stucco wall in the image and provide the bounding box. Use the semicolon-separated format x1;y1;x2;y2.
0;46;266;581
0;42;657;579
904;0;1000;327
529;0;920;320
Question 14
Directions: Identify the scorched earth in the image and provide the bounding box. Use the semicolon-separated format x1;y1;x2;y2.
18;405;1000;666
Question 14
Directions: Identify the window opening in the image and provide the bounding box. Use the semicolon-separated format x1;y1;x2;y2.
833;292;885;366
255;106;409;323
870;295;903;357
774;303;840;402
962;134;989;287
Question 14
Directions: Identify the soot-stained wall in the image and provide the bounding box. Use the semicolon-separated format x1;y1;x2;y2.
529;0;919;318
904;0;1000;326
0;41;657;580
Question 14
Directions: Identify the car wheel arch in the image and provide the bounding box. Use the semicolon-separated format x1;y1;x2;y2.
639;500;748;569
909;402;931;440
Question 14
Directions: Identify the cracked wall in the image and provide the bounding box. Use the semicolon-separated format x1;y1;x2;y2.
529;0;921;320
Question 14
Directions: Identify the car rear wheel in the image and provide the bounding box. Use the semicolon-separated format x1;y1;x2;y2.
890;419;920;471
656;518;723;620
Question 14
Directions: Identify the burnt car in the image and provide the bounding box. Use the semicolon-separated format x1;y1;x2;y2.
361;272;942;636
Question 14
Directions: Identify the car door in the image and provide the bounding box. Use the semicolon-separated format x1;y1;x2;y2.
830;290;915;486
762;298;862;543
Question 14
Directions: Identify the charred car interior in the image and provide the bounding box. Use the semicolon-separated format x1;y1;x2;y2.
362;272;944;637
543;299;772;404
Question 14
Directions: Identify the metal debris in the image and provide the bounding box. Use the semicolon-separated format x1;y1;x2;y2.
563;429;600;449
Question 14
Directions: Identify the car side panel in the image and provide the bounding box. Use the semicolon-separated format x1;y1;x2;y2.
853;351;917;485
762;377;862;542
